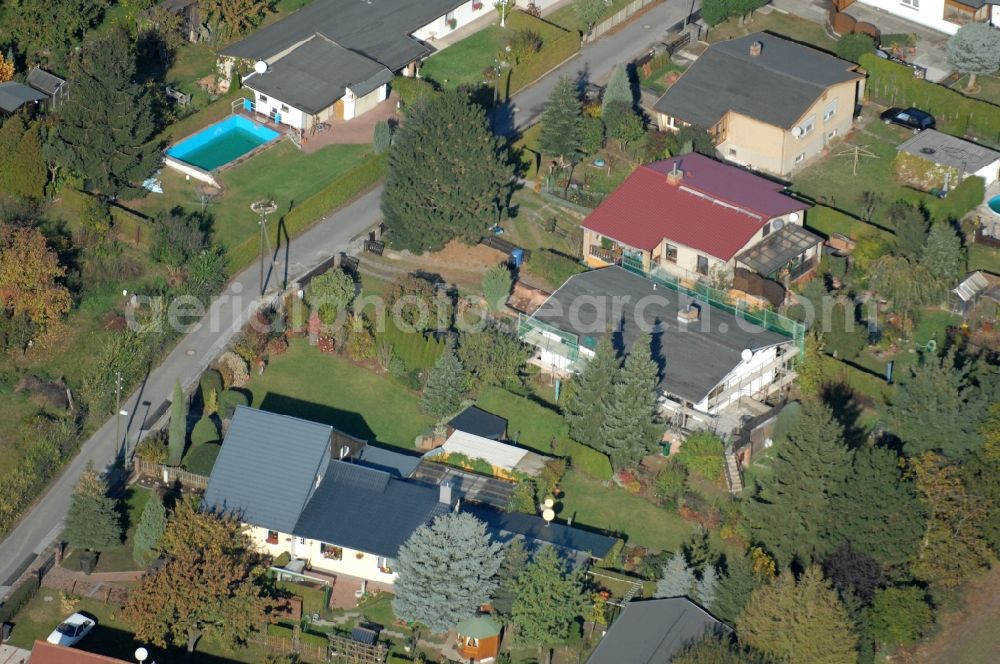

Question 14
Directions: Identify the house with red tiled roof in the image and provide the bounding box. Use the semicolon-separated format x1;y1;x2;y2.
582;154;822;296
27;641;133;663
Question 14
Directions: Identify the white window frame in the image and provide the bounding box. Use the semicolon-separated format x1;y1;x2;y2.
827;129;838;140
901;0;919;9
794;153;806;164
799;115;816;138
823;100;838;123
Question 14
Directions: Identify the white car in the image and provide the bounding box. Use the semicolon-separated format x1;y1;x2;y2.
46;612;97;646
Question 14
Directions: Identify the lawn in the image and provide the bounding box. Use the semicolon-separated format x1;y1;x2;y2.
248;339;435;449
546;0;637;32
706;9;838;52
130;141;372;251
420;25;507;89
955;74;1000;107
506;188;585;257
62;487;153;574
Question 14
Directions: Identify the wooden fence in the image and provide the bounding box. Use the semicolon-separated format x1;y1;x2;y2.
584;0;661;43
252;630;329;663
133;459;209;490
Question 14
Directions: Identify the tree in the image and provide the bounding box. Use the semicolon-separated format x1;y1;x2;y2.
539;77;585;168
4;0;108;57
420;347;466;418
150;209;210;267
836;33;875;63
675;124;716;156
602;65;633;117
383;90;510;253
889;202;929;260
307;268;355;325
888;354;984;458
947;23;1000;91
387;275;452;332
200;0;270;42
392;512;503;633
482;264;513;314
738;566;858;664
654;552;696;598
572;0;606;32
168;381;187;466
695;565;719;609
675;431;725;481
133;495;167;566
0;52;14;82
713;552;763;624
510;546;587;643
699;0;733;26
0;118;47;199
868;586;932;648
744;400;851;568
831;447;925;569
673;632;769;664
62;465;122;553
458;322;526;387
868;255;939;330
0;223;71;333
55;30;159;198
124;498;278;653
822;545;883;604
922;221;964;283
599;331;661;469
604;102;646;154
564;335;618;451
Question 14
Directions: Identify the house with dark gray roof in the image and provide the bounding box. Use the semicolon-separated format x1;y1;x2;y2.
218;0;494;130
587;598;729;664
25;68;68;108
0;82;48;116
652;33;865;177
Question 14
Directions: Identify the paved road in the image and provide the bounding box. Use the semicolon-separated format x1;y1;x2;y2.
0;0;702;597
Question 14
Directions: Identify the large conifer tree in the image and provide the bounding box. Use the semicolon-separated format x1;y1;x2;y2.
538;77;585;167
510;546;587;643
564;335;618;451
382;90;510;253
63;466;122;553
744;399;851;568
599;331;661;469
55;29;159;198
420;347;466;418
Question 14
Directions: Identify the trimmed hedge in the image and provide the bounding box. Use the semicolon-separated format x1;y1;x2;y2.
200;368;223;401
219;389;249;418
184;442;221;476
191;416;220;446
0;574;40;623
860;53;1000;144
501;12;580;97
226;154;387;273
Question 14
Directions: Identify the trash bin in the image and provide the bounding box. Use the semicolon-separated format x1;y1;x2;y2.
1;622;13;642
510;248;525;267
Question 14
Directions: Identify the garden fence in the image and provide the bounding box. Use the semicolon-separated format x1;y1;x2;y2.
584;0;661;43
133;459;210;490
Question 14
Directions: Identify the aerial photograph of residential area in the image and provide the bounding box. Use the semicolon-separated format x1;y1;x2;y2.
1;0;1000;662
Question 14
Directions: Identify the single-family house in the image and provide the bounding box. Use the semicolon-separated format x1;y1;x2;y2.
582;154;822;289
850;0;999;35
218;0;494;130
652;33;866;176
587;598;729;664
0;82;48;116
519;266;800;425
895;128;1000;188
28;642;133;664
25;68;68;108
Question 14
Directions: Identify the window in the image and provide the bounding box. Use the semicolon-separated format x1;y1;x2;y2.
377;556;391;572
798;115;815;137
280;104;289;112
259;94;268;103
266;530;279;545
664;243;678;263
696;255;709;276
823;100;838;122
901;0;919;8
762;221;771;237
827;129;838;140
320;543;343;560
794;153;806;164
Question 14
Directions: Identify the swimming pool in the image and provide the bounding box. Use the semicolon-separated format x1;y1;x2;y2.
166;115;279;172
989;194;1000;215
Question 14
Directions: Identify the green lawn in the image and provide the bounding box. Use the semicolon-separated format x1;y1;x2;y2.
248;339;435;449
62;487;153;574
707;9;838;52
420;26;506;89
546;0;636;32
955;74;1000;107
132;142;372;251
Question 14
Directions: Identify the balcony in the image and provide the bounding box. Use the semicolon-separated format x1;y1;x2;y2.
943;0;992;25
588;244;620;264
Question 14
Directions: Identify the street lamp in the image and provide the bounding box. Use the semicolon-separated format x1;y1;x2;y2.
118;409;129;461
251;199;278;295
499;0;508;27
135;646;149;664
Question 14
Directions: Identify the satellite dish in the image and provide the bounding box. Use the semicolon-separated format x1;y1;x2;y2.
791;125;803;138
253;60;268;74
543;497;555;509
772;219;785;231
741;348;753;362
135;648;149;663
788;212;799;223
542;508;556;523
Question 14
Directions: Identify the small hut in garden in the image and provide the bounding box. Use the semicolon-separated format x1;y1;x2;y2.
455;615;501;662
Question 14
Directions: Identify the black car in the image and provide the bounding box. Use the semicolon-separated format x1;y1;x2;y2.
881;107;935;133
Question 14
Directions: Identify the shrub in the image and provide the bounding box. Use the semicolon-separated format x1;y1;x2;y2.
184;442;221;476
347;315;376;360
836;33;875;63
674;431;724;481
274;551;292;568
655;458;688;504
392;75;438;107
389;355;407;379
191;416;220;447
373;120;394;154
135;433;169;464
217;352;250;389
218;389;250;418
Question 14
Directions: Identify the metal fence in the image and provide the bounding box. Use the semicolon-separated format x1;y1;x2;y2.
584;0;662;43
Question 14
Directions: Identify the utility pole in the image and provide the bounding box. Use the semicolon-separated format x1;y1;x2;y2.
251;199;278;295
114;371;122;458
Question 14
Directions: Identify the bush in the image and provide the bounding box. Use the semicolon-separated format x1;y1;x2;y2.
191;416;220;446
184;442;221;475
391;75;438;106
135;432;168;464
389;355;407;379
218;389;250;418
674;431;724;481
373;120;394;154
654;458;688;504
274;551;292;568
526;249;585;289
836;33;875;63
200;369;223;402
217;352;250;389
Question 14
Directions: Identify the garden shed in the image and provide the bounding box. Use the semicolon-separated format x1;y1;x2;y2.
454;615;501;662
896;130;1000;189
427;430;551;478
950;271;1000;320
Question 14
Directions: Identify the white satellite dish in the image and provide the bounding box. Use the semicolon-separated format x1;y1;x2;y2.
741;348;753;362
542;508;556;524
772;219;785;231
253;60;268;74
135;647;149;664
791;125;803;138
788;212;799;223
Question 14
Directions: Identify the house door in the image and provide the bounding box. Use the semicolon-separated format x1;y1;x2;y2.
333;98;344;120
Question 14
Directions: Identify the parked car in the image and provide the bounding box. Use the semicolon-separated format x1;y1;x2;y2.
881;107;935;133
46;612;97;647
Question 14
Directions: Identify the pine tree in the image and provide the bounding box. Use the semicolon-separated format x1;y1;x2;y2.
599;332;660;469
738;566;858;664
392;513;503;633
654;552;695;598
538;77;585;167
382;90;511;253
0;119;48;199
420;347;466;418
510;546;587;643
831;447;925;568
133;495;167;565
564;335;618;451
55;29;159;198
482;264;513;314
601;65;633;117
889;203;928;260
712;552;762;624
695;565;719;610
947;23;1000;91
168;380;187;466
922;221;964;283
744;399;851;568
63;466;122;553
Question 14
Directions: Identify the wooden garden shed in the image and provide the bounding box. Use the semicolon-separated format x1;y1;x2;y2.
455;615;501;662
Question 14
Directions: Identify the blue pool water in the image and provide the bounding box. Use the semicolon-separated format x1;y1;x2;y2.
166;115;279;171
989;194;1000;215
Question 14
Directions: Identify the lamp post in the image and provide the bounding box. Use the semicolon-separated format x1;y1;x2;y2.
499;0;508;27
251;199;278;295
135;647;149;664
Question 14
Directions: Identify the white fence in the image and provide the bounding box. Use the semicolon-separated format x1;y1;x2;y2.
584;0;662;43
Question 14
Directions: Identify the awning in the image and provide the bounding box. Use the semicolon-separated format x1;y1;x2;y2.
736;224;823;276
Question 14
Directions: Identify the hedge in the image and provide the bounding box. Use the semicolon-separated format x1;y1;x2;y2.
191;416;220;446
226;154;387;274
184;442;221;476
501;12;580;98
859;53;1000;145
0;574;40;623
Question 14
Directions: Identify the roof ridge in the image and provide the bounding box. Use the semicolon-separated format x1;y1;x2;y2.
232;405;334;432
712;46;830;92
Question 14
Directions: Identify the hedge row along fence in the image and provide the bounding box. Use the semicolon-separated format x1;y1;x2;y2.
501;11;581;98
859;53;1000;146
226;154;387;274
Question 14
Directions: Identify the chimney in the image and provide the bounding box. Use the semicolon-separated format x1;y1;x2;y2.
677;303;700;324
439;481;453;505
666;161;684;186
749;40;763;57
